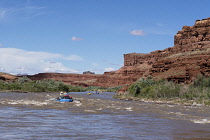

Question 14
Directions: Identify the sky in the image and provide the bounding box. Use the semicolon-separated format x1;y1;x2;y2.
0;0;210;75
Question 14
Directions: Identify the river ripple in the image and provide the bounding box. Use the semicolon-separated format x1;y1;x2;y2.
0;92;210;140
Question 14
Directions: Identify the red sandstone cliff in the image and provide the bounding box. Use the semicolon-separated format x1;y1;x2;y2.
149;18;210;83
113;17;210;84
26;17;210;88
28;72;137;88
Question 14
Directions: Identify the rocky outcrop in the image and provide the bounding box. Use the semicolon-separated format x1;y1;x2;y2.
28;73;102;87
149;18;210;83
28;73;137;88
26;17;210;87
83;71;95;74
0;72;18;81
114;17;210;84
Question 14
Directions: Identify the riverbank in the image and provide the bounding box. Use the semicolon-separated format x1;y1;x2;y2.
120;75;210;107
0;76;121;94
114;94;210;107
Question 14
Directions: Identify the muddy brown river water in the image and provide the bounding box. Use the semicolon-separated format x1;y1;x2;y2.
0;92;210;140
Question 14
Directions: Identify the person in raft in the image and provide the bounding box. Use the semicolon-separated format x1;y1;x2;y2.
58;92;73;100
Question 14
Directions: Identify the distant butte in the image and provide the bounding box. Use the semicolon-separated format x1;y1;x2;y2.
3;18;210;90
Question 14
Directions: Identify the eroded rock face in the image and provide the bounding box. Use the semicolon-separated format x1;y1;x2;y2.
27;73;137;88
0;73;18;81
149;17;210;83
28;73;102;87
111;17;210;84
173;19;210;53
27;17;210;87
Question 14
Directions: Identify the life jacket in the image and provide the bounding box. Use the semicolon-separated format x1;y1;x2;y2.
64;95;72;99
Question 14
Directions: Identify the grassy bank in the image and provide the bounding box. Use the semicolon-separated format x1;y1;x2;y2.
0;76;121;93
114;75;210;106
0;76;84;93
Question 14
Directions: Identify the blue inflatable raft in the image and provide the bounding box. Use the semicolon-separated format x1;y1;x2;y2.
56;95;73;102
57;98;73;102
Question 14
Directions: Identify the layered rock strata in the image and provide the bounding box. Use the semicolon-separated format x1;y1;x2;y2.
28;73;137;88
149;18;210;83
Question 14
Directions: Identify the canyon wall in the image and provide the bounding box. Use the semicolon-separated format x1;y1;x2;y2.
149;17;210;83
26;17;210;87
115;17;210;84
28;72;137;88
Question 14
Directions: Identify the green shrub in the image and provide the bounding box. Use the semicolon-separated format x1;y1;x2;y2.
0;77;86;93
191;75;210;88
128;76;156;97
155;81;182;98
126;75;210;105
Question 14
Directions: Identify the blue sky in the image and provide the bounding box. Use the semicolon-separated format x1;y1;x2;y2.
0;0;210;75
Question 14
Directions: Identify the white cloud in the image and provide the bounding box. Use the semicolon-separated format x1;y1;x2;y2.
0;4;47;22
0;48;82;74
42;61;78;73
130;30;145;36
104;67;115;72
71;36;83;41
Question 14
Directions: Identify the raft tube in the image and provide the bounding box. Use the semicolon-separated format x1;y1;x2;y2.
57;98;73;102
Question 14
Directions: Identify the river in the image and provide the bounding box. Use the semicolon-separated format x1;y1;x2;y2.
0;92;210;140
